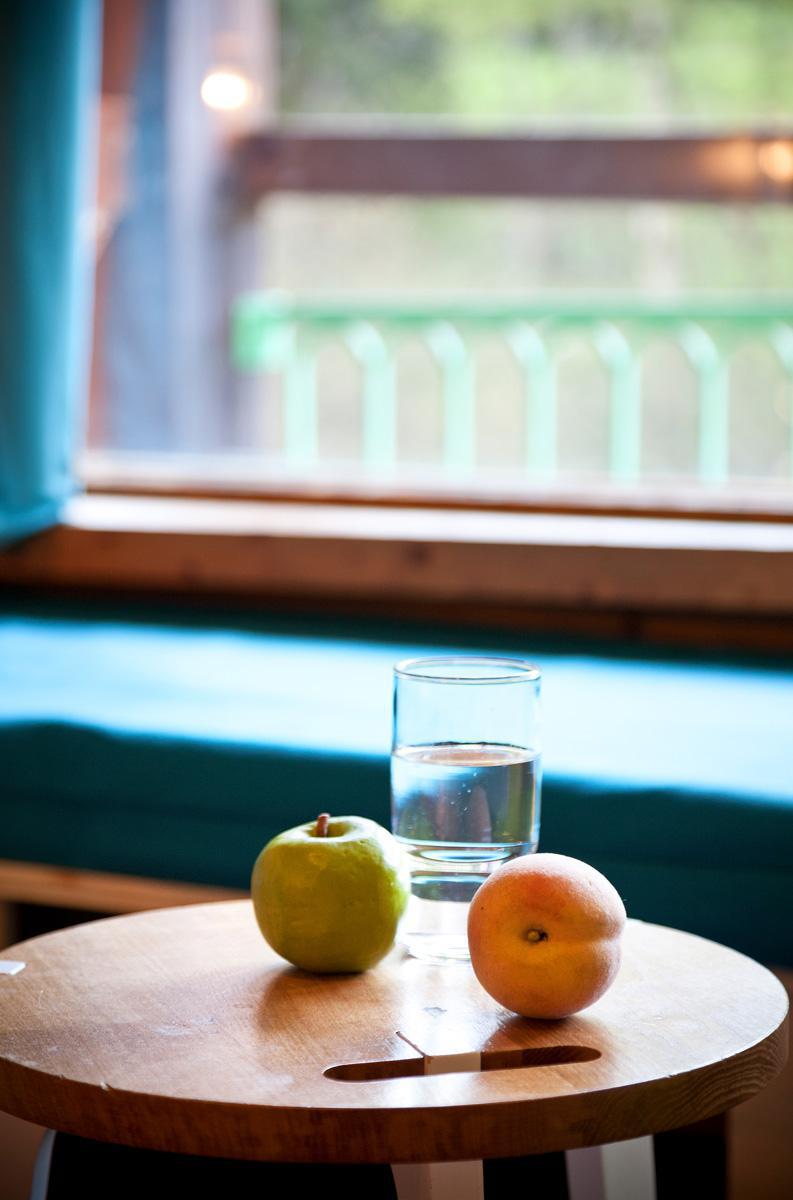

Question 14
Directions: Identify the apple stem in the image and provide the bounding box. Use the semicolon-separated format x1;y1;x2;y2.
315;812;330;837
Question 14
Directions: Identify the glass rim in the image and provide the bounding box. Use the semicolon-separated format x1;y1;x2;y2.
393;655;541;684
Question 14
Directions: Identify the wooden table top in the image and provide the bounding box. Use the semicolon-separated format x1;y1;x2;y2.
0;902;787;1164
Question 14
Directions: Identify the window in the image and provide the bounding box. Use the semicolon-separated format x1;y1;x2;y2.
85;0;793;516
4;0;793;645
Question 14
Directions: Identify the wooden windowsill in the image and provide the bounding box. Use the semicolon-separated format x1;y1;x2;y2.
1;493;792;620
0;860;245;917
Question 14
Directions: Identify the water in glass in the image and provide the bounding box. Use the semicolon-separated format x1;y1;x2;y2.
391;741;540;962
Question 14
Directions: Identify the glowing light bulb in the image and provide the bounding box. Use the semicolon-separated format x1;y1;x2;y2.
200;68;253;112
757;140;793;184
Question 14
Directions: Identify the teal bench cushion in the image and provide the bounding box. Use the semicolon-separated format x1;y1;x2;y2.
2;605;792;965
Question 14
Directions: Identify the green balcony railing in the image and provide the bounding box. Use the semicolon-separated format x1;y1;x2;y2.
232;294;793;485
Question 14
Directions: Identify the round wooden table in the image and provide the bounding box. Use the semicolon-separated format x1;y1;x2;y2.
0;902;787;1197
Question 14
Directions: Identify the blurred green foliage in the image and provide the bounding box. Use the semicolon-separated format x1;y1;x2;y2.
272;2;793;302
279;0;793;121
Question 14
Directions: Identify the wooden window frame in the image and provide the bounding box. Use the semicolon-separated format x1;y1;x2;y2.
3;494;793;654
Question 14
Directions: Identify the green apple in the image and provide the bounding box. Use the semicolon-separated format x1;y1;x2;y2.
251;814;410;973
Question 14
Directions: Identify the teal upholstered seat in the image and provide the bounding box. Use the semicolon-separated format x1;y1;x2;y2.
2;601;792;965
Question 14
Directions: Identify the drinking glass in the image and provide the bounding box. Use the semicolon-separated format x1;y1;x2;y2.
391;656;541;964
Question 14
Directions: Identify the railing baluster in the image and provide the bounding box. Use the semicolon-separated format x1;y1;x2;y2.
594;324;642;483
283;335;318;465
771;324;793;481
232;295;793;489
427;323;476;472
346;323;397;468
508;325;557;477
680;324;730;484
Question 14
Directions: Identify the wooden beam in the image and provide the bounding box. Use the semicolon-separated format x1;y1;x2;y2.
233;130;793;205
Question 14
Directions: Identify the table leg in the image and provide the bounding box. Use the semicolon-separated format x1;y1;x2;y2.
392;1160;484;1200
566;1146;606;1200
484;1153;569;1197
392;1046;484;1200
391;1118;723;1200
29;1129;56;1200
566;1137;656;1200
393;1143;655;1200
654;1114;727;1200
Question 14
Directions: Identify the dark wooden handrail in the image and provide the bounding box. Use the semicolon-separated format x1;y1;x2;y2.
232;129;793;205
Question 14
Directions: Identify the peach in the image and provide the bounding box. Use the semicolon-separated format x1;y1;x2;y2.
467;853;626;1019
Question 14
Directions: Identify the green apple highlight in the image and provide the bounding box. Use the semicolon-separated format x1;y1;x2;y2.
251;814;410;973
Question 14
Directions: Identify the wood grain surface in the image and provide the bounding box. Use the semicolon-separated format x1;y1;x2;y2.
0;902;787;1164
